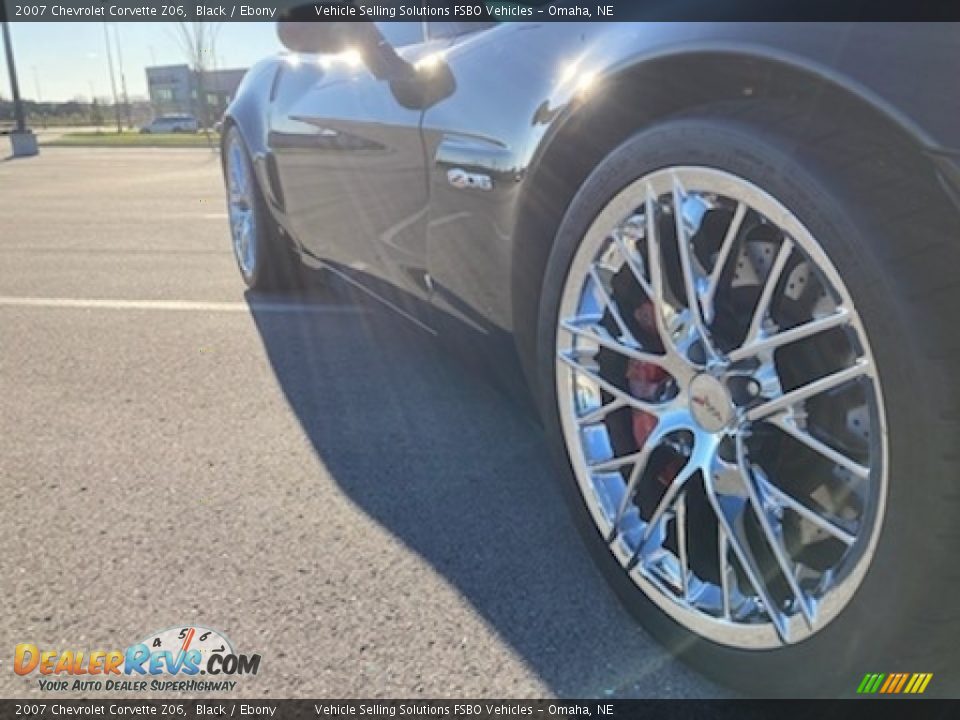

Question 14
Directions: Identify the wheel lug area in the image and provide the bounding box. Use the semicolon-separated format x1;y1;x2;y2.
686;338;708;366
717;435;737;463
726;374;762;407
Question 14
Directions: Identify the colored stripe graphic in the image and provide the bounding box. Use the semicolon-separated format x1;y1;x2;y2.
857;672;933;694
893;674;909;693
908;673;932;694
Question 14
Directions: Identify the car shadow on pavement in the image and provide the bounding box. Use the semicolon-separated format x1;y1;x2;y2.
247;268;726;698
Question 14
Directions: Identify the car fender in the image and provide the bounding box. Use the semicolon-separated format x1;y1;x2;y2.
502;22;960;398
222;56;286;212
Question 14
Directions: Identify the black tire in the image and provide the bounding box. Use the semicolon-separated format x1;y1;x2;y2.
537;107;960;696
225;126;304;293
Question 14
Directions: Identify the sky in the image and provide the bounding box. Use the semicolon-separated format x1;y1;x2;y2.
0;22;284;102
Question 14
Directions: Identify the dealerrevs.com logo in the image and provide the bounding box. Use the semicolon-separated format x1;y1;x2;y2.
14;626;261;692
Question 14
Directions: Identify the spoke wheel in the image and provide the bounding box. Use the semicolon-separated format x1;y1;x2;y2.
555;166;887;649
223;126;303;292
226;131;258;280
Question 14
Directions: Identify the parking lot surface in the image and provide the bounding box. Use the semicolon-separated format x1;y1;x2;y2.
0;148;725;698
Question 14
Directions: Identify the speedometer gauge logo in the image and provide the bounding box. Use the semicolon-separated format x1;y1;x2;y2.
139;626;235;672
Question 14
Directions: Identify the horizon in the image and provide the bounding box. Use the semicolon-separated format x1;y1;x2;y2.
0;22;283;103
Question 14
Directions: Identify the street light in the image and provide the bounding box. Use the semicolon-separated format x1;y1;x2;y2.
102;21;122;133
1;19;38;156
111;24;132;129
32;64;46;129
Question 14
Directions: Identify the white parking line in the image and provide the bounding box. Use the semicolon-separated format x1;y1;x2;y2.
0;296;368;315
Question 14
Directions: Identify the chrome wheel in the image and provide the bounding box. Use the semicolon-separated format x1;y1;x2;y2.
226;132;257;278
555;167;887;648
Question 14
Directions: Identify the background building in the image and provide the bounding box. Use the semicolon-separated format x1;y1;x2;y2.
145;64;247;125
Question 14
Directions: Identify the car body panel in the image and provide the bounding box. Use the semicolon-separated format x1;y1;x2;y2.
224;21;960;398
268;56;427;294
423;21;960;324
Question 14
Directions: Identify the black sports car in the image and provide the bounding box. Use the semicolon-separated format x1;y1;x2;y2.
222;20;960;695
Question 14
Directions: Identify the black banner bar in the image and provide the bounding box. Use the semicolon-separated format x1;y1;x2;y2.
2;700;960;720
3;0;960;22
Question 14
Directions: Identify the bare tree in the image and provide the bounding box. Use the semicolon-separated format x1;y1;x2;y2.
171;22;222;134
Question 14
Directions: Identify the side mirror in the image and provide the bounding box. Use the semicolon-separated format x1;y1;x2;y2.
277;12;412;82
390;59;456;111
276;9;455;110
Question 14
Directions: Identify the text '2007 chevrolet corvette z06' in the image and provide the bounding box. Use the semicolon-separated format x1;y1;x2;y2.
221;18;960;695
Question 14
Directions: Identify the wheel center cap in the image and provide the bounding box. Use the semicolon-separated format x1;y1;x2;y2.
689;373;735;432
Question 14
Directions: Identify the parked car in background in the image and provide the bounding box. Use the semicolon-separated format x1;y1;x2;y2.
140;114;199;134
222;20;960;695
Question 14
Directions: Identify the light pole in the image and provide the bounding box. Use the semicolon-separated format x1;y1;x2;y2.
111;24;131;129
102;22;122;133
1;19;38;156
31;64;45;129
31;64;40;101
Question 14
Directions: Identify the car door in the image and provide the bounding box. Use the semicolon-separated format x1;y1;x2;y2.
363;21;499;303
420;22;564;333
268;22;437;297
418;22;586;392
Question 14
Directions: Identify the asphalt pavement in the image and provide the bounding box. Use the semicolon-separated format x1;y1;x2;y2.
0;148;726;698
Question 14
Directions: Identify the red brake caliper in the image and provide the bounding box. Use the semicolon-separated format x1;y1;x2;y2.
627;301;682;488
